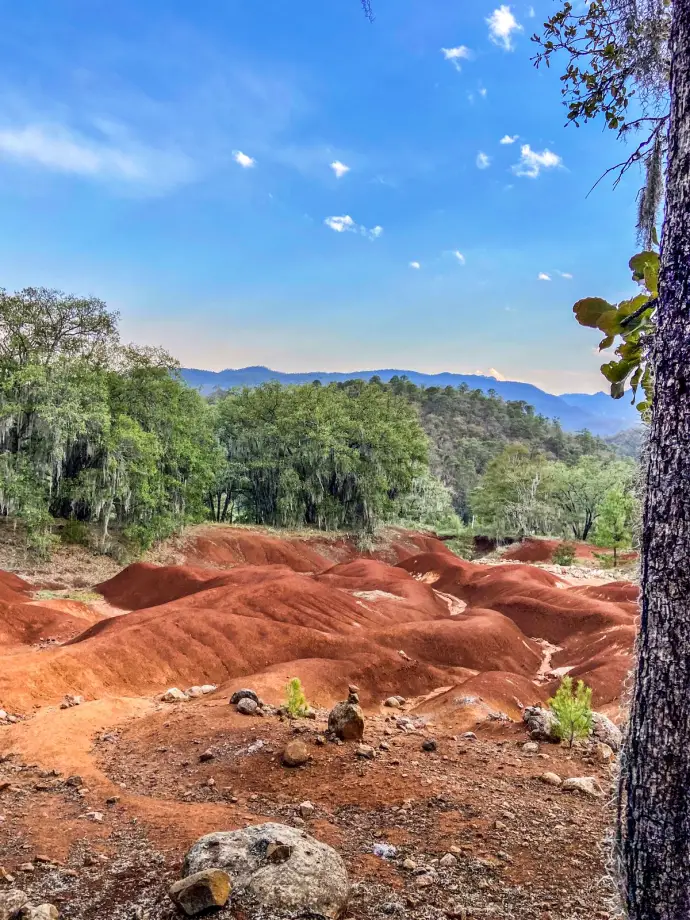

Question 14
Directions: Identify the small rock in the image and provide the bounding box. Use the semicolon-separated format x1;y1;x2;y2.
372;843;397;859
595;742;615;763
384;697;401;709
64;776;82;788
562;776;604;798
105;796;120;806
422;739;437;752
0;889;29;920
523;706;559;742
18;865;34;874
356;745;375;760
439;853;457;867
540;772;563;786
200;685;217;695
402;858;417;870
522;742;540;754
591;712;622;752
83;812;104;823
199;750;215;763
169;869;231;916
162;688;188;703
59;695;83;710
299;801;315;819
230;689;259;706
379;741;390;752
461;732;477;741
185;686;205;699
282;740;310;767
237;698;259;716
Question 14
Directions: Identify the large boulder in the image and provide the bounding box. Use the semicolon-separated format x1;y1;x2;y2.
591;712;622;752
19;908;59;920
0;890;29;920
328;700;364;742
230;689;259;706
522;706;560;743
183;823;350;919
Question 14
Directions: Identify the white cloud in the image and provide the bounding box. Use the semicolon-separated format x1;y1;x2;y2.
559;271;574;280
528;5;536;17
476;151;491;170
487;6;523;51
441;45;472;71
0;123;193;191
479;87;488;98
512;144;563;178
488;367;507;381
233;150;255;168
500;134;519;145
330;160;350;178
538;272;551;281
453;250;466;264
409;261;421;270
324;215;383;239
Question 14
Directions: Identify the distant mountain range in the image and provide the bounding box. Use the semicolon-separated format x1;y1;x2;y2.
180;365;640;436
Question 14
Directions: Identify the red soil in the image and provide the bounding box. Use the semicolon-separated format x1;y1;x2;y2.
504;536;638;564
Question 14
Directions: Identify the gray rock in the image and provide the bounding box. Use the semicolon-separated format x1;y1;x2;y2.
169;868;231;916
439;853;457;867
523;706;560;742
356;745;375;759
422;739;437;752
183;823;350;919
384;697;401;709
200;684;218;695
328;700;364;742
562;776;604;798
162;688;188;703
230;689;260;706
299;801;314;819
540;771;563;786
237;698;259;716
0;890;29;920
185;686;205;699
522;742;540;754
591;712;622;752
59;695;83;709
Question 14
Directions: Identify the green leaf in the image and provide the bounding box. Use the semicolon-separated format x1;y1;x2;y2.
573;297;614;329
629;251;659;285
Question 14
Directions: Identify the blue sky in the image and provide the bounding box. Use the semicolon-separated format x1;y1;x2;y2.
0;0;646;393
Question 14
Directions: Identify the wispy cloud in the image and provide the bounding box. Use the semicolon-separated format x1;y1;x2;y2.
324;215;383;239
558;271;574;280
0;122;193;191
500;134;519;145
453;250;466;265
512;144;563;178
409;261;421;270
538;272;551;281
441;45;472;72
330;160;350;179
233;150;255;168
487;6;523;51
476;151;491;170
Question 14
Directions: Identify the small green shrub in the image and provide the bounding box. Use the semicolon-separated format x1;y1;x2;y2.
61;519;90;546
548;676;593;747
592;551;618;569
552;541;576;566
285;677;310;718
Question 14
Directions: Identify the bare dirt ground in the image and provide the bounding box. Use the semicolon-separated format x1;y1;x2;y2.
0;528;632;920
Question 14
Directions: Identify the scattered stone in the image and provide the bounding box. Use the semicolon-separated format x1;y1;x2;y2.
523;706;559;742
422;739;437;752
595;742;615;763
18;865;34;874
591;712;622;752
562;776;604;798
0;889;29;920
237;698;259;716
439;853;457;868
299;801;314;819
200;685;217;695
373;843;397;859
82;812;104;823
282;741;310;768
540;772;563;787
384;697;401;709
402;858;417;871
522;742;540;754
64;776;82;788
356;745;375;760
230;689;259;706
106;796;120;806
169;868;231;916
379;741;390;752
162;688;188;703
185;686;205;699
199;750;215;763
183;823;349;920
328;694;365;742
460;732;477;741
59;695;83;710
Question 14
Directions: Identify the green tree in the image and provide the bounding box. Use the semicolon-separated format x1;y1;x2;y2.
548;677;593;748
593;486;636;565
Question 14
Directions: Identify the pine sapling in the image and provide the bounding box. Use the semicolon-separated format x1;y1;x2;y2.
548;676;593;747
285;677;310;718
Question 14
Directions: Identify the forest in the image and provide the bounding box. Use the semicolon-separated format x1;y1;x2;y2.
0;286;638;557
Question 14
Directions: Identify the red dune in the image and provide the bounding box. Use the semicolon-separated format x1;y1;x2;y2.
504;537;639;565
0;526;639;723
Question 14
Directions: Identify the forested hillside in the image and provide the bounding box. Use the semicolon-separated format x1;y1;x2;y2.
1;287;636;558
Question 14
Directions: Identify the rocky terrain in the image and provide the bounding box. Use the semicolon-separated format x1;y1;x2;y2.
0;526;636;919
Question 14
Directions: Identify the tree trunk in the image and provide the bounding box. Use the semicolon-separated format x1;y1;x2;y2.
621;4;690;918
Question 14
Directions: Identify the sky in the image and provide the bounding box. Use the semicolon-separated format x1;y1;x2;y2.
0;0;647;394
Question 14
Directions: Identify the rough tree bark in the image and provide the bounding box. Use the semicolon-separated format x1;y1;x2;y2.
621;3;690;918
